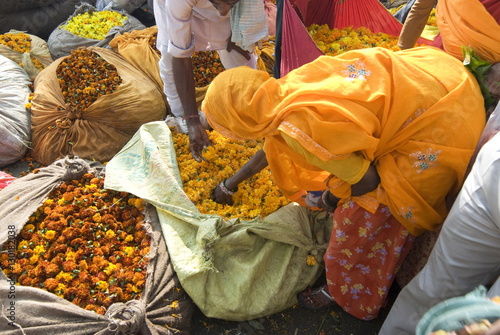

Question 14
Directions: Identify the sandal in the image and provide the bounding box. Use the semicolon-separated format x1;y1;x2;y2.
297;284;335;310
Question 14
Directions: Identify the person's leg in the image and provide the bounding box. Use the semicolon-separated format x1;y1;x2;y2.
379;195;500;334
154;0;184;120
299;201;414;321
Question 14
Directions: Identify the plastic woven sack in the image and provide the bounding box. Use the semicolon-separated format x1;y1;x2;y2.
0;56;32;167
104;121;332;321
47;2;146;59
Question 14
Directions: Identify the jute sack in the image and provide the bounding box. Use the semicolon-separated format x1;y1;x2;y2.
0;158;194;335
0;30;53;81
30;46;166;166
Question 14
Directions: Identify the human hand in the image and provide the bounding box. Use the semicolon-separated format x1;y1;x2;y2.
317;190;339;213
212;181;235;205
187;120;212;163
226;41;251;61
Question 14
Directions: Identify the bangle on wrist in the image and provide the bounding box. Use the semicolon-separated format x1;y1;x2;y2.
219;179;238;196
321;190;339;209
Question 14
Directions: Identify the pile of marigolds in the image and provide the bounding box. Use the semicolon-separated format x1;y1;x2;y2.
174;130;291;220
56;49;122;113
0;173;151;315
148;32;224;88
61;10;127;40
307;24;402;56
0;32;45;70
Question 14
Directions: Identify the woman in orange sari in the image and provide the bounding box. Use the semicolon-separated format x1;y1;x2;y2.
201;46;487;320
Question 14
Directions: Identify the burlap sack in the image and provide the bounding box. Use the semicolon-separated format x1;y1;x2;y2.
0;30;53;81
0;158;193;335
30;46;166;166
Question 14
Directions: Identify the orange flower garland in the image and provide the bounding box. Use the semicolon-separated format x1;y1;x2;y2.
173;130;290;220
56;49;122;112
0;173;151;315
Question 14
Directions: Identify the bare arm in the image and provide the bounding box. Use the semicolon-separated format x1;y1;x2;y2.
172;56;212;162
319;164;380;211
212;149;268;205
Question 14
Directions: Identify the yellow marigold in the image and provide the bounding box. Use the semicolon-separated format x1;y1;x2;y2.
33;245;46;254
93;213;102;223
61;11;127;40
17;240;28;250
123;246;135;256
103;263;117;275
43;230;56;240
29;254;39;264
124;234;134;242
105;229;116;239
306;255;317;266
96;281;109;291
56;271;74;283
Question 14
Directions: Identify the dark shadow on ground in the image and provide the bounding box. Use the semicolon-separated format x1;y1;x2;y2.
189;282;401;335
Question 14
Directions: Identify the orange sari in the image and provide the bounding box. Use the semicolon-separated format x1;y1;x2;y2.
202;46;485;320
436;0;500;62
203;47;485;236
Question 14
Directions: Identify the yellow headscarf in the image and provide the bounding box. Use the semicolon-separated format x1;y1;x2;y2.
437;0;500;63
202;47;485;235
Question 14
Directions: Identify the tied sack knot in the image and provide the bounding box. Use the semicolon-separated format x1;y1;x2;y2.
105;300;146;334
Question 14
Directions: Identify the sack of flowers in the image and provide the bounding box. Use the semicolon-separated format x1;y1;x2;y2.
30;46;166;166
0;30;53;81
0;0;96;41
104;121;332;321
0;158;194;334
0;56;32;167
47;2;145;59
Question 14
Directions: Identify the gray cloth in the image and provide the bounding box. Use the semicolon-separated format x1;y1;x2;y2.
0;158;193;334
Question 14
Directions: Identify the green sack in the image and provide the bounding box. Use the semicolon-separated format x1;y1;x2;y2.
104;121;332;321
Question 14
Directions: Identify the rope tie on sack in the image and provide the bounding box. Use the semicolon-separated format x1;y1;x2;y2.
105;300;147;333
56;158;91;181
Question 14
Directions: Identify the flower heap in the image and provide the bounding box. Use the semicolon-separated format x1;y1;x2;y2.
56;49;122;112
147;32;224;88
191;51;225;87
307;25;402;56
0;173;151;315
61;11;127;40
0;32;44;70
173;131;291;220
389;6;437;26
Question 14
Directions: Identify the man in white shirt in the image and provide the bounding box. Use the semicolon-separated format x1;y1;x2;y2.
153;0;259;162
